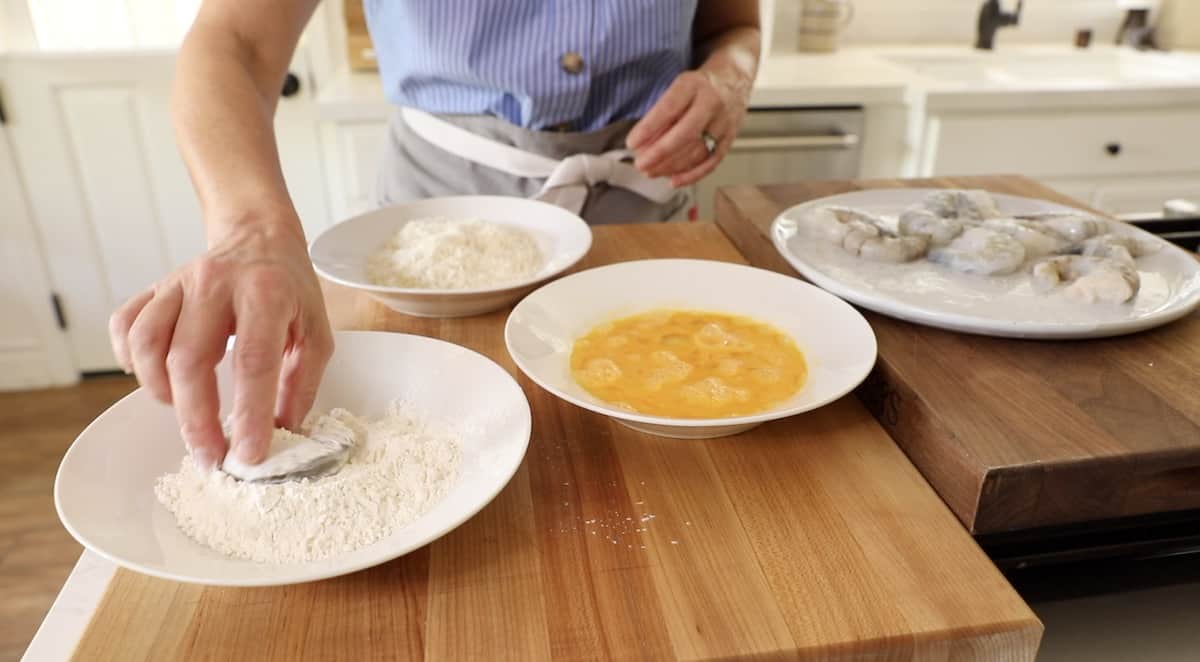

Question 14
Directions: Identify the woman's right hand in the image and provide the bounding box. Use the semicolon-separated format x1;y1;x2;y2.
108;218;333;469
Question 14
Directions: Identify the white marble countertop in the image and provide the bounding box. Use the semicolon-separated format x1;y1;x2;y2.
314;45;1200;122
313;48;919;121
22;551;116;662
884;44;1200;110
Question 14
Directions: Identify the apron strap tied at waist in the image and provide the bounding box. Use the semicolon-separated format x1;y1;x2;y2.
399;107;677;216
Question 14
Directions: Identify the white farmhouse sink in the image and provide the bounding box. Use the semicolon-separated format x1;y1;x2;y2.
883;47;1200;89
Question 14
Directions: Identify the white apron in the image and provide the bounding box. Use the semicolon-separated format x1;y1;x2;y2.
398;107;680;218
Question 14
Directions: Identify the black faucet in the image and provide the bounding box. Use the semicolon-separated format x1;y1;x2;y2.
975;0;1023;50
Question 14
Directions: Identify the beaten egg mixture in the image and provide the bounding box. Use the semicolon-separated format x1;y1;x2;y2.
570;310;806;419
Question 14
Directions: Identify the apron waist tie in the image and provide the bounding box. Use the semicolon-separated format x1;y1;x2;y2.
400;107;677;216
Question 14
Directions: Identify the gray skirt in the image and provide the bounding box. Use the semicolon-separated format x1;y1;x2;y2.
375;110;690;225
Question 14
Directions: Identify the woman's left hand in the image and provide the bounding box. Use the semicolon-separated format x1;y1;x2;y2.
627;66;752;188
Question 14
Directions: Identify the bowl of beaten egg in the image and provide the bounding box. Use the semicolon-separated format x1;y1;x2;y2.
310;196;592;318
505;259;877;438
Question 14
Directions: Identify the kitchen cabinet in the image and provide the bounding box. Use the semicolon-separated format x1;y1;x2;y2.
1039;174;1200;220
0;49;330;373
918;106;1200;218
1090;176;1200;219
319;118;388;222
0;124;76;390
692;108;864;220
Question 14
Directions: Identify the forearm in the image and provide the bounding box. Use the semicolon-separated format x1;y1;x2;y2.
696;26;760;107
172;23;301;245
693;2;761;98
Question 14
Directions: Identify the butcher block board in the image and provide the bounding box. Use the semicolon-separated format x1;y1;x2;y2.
715;175;1200;536
70;224;1039;661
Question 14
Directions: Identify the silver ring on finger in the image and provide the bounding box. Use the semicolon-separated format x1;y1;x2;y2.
701;130;719;155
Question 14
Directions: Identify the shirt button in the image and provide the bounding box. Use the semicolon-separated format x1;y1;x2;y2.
560;51;584;75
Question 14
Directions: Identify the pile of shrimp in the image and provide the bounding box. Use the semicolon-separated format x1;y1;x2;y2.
802;189;1159;304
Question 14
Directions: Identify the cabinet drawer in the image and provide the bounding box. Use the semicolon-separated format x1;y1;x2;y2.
929;109;1200;178
1093;175;1200;217
1038;174;1200;218
695;108;863;219
321;120;388;221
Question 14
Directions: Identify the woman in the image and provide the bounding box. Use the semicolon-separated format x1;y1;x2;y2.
108;0;761;469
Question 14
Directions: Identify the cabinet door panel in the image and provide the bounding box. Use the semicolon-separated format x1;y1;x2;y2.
0;128;77;389
3;52;328;371
58;85;173;306
1093;176;1200;218
323;120;387;222
4;57;123;370
694;109;864;220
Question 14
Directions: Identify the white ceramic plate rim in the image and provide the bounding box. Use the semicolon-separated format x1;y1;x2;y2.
54;332;532;586
771;189;1200;339
505;258;878;428
310;195;592;296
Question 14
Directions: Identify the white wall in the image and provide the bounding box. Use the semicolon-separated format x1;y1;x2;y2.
7;0;199;51
0;0;37;51
770;0;1161;50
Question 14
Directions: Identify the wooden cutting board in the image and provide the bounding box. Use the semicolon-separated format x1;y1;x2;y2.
71;223;1039;661
715;175;1200;536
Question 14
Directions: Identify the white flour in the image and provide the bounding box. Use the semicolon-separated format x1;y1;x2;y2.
154;403;461;564
366;217;543;289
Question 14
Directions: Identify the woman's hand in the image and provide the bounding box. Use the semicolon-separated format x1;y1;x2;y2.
627;24;760;189
108;218;333;469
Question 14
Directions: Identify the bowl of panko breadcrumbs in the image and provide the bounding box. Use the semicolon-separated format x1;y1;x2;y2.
310;196;592;317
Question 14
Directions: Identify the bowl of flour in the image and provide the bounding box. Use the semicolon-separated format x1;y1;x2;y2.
54;331;531;586
310;196;592;317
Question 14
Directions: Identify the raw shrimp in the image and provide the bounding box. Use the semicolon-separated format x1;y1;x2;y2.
1077;233;1159;265
859;233;929;262
927;226;1027;276
898;207;964;246
825;205;887;226
806;207;929;263
1019;213;1107;243
806;207;879;246
980;218;1070;257
1032;255;1140;304
922;190;1003;221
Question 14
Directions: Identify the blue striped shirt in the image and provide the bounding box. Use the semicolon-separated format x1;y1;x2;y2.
364;1;698;131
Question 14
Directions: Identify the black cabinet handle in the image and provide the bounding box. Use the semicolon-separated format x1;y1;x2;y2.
1105;142;1122;156
281;72;301;98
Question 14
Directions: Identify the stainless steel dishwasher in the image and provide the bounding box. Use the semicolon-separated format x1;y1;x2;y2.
692;106;864;220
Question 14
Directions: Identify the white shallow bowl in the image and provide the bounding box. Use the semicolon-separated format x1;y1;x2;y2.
55;331;531;586
505;259;878;439
310;196;592;317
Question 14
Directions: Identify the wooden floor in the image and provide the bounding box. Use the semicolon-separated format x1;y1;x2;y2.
0;374;136;661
